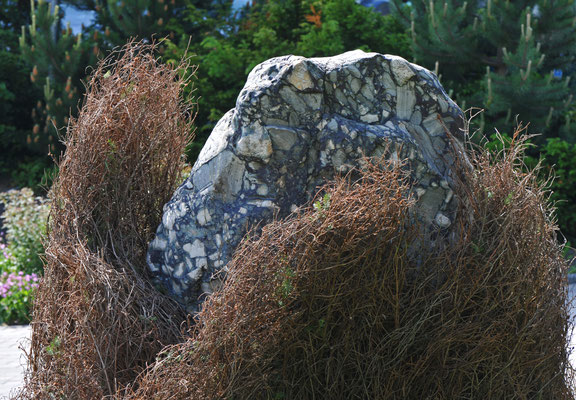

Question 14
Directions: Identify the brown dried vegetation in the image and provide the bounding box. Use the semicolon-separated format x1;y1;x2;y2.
16;42;192;399
124;130;574;399
16;41;574;399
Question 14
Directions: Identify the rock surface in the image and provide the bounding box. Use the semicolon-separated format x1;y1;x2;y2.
148;50;466;311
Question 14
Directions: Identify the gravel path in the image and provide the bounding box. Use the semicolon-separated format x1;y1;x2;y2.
1;288;575;398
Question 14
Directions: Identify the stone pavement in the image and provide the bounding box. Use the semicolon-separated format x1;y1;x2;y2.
0;325;30;399
568;281;576;371
0;287;575;398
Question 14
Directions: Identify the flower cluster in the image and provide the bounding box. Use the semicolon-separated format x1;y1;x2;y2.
0;270;40;324
0;188;48;324
0;188;49;275
1;239;8;257
0;233;16;270
0;271;39;298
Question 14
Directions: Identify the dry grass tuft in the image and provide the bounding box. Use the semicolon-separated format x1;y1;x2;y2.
16;41;193;399
123;127;574;399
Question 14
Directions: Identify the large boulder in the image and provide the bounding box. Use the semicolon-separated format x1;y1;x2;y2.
148;50;466;312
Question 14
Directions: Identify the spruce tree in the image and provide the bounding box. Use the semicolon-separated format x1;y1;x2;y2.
1;0;37;152
19;0;187;154
390;0;576;141
68;0;183;45
20;0;101;153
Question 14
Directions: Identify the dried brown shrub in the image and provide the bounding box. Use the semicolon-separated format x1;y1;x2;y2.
124;128;574;399
16;41;193;399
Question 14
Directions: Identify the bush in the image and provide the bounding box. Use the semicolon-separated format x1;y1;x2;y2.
535;138;576;243
0;271;39;325
483;131;576;262
124;130;573;399
8;157;56;195
0;188;49;276
17;41;192;399
0;188;48;325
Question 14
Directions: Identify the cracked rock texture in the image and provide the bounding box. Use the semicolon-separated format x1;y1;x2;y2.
148;50;466;312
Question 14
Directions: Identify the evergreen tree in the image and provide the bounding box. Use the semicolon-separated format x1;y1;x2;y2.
0;0;42;177
390;0;576;141
20;0;412;164
65;0;185;45
19;0;188;154
20;0;102;153
1;0;35;143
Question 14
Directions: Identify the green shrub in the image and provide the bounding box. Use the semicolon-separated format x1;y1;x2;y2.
0;188;48;324
534;138;576;243
0;188;49;275
9;157;56;194
0;270;39;324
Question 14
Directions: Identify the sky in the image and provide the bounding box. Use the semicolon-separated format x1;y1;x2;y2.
60;5;94;34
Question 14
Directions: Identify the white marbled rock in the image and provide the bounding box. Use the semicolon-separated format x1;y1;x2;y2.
148;50;466;312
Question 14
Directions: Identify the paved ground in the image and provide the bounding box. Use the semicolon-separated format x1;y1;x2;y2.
1;288;576;398
0;325;30;399
568;283;576;371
